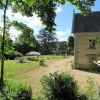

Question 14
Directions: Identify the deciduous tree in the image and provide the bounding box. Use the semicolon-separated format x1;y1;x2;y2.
37;28;57;54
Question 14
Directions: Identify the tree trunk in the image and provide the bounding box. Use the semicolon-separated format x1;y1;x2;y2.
0;0;8;88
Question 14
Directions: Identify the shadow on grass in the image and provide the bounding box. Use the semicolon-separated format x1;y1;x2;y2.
40;63;48;67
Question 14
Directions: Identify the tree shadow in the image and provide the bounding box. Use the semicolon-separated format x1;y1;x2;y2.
40;63;48;67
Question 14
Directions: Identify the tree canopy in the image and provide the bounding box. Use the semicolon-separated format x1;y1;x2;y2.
12;21;36;47
37;28;57;54
11;0;96;32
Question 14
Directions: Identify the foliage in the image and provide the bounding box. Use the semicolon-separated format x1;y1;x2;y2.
35;0;57;32
14;41;40;55
0;0;96;85
12;0;57;32
27;56;39;61
90;63;100;72
39;59;45;66
67;35;74;55
14;43;32;55
37;28;57;54
0;80;32;100
23;0;96;15
0;34;14;53
6;50;23;60
12;0;96;33
40;72;84;100
12;21;36;47
85;77;100;100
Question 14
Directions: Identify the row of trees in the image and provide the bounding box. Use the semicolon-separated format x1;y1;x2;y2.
0;22;74;57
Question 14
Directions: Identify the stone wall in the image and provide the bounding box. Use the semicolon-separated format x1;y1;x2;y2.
74;32;100;69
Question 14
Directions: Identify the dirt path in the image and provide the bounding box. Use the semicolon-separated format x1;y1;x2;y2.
19;56;100;96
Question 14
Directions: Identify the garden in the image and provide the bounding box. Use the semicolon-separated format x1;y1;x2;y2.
0;0;99;100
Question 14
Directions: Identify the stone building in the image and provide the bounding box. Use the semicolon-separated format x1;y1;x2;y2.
72;11;100;70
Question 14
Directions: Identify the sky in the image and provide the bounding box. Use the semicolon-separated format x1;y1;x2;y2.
0;0;100;41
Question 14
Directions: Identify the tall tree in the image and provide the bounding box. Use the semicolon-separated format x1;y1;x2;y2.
12;21;36;47
12;21;36;54
37;28;57;54
0;0;8;87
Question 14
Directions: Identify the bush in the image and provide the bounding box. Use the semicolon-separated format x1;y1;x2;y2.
0;80;32;100
85;77;100;100
39;59;45;66
27;57;39;61
6;51;23;60
40;72;85;100
90;63;100;72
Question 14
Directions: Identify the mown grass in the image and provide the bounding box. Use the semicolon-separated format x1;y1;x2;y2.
0;55;65;80
0;60;39;80
0;55;67;98
33;54;64;60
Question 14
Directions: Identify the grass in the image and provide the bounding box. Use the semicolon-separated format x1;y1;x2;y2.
0;55;68;97
0;55;65;80
28;54;65;61
0;60;39;80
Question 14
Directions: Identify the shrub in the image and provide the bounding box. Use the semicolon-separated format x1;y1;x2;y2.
47;57;50;60
0;80;32;100
40;72;85;100
90;63;100;72
39;59;45;66
27;56;39;61
6;51;23;60
85;77;100;100
19;58;25;63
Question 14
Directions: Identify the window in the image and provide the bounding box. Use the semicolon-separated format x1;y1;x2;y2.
89;39;96;49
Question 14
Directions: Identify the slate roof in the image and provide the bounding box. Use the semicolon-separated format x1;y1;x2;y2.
72;11;100;33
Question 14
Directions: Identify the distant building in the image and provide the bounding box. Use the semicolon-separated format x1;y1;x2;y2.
72;11;100;70
53;41;67;54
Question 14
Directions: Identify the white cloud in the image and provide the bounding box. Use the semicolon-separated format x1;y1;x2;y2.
9;28;21;41
6;9;42;28
5;9;72;42
56;28;71;41
27;14;42;28
55;6;63;13
6;9;29;21
6;9;42;40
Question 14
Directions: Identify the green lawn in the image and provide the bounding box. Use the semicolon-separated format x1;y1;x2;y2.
0;60;39;80
0;55;70;98
28;54;64;61
39;54;64;60
0;55;64;80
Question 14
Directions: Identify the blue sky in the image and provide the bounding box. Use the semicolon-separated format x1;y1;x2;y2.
0;0;100;41
55;0;100;41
